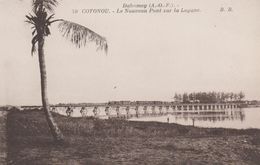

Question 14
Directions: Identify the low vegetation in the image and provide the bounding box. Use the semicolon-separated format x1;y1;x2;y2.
7;109;260;165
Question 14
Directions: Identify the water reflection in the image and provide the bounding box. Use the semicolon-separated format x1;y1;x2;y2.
52;106;259;129
173;109;245;123
130;108;260;129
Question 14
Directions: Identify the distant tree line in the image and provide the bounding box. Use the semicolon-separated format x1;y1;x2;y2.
173;91;245;104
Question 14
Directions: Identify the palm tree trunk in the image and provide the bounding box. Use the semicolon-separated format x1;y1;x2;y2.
38;34;64;143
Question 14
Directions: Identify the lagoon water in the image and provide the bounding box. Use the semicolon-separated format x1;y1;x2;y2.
129;108;260;129
55;107;260;129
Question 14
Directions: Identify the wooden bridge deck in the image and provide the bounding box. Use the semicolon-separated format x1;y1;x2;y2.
19;103;241;119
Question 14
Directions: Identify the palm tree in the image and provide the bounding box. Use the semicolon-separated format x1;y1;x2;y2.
25;0;108;143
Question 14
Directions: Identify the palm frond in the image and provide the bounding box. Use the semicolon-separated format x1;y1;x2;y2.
25;14;36;25
58;20;108;53
46;14;55;25
32;0;59;13
31;34;39;56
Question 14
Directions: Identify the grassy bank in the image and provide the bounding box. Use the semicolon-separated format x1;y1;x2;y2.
7;110;260;165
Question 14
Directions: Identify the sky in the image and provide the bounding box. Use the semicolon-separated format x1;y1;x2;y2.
0;0;259;106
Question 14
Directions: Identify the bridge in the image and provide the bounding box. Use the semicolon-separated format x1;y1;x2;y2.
19;103;241;119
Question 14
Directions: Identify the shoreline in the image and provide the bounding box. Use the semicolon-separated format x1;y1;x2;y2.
6;109;260;164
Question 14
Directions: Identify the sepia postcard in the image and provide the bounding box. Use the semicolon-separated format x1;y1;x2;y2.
0;0;259;164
